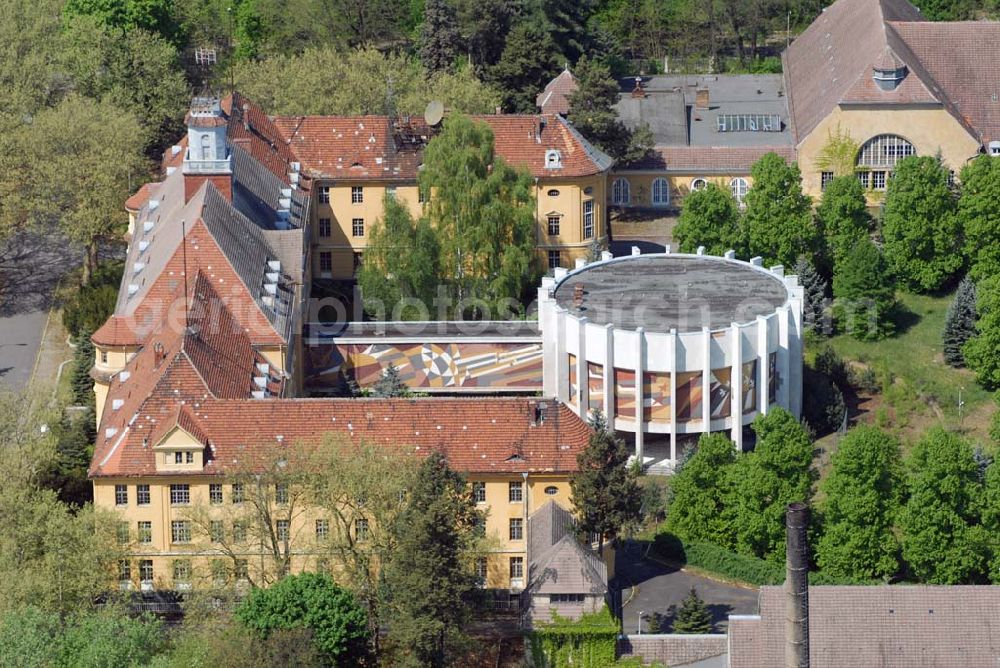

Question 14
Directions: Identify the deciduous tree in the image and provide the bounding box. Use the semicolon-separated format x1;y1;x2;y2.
963;274;1000;390
570;411;642;549
816;175;869;276
743;153;818;269
673;182;745;256
665;433;736;547
958;155;1000;282
943;277;977;368
881;155;962;292
815;426;902;580
899;428;989;584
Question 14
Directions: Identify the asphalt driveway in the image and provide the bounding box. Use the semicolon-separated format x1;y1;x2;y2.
617;540;760;634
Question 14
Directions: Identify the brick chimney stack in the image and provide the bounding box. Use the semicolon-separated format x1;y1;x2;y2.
785;503;810;668
695;88;710;109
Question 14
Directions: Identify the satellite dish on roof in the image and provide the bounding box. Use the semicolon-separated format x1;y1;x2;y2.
424;100;444;127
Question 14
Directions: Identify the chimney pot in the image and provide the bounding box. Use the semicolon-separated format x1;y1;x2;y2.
695;88;710;109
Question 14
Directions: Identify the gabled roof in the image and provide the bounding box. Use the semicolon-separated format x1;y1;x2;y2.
91;397;591;478
527;500;607;595
476;114;614;177
729;585;1000;668
537;68;578;116
783;0;929;142
225;92;300;185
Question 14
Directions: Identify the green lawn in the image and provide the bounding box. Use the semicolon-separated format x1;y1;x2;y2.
820;290;995;441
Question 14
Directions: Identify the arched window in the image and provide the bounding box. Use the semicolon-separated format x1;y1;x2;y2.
856;134;915;168
690;178;708;192
200;134;212;161
730;177;748;203
612;178;630;205
651;178;670;206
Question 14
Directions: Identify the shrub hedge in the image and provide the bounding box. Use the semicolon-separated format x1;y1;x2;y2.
528;607;619;668
652;531;874;587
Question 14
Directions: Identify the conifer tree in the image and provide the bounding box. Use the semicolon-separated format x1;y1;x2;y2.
567;56;652;164
881;155;962;292
816;426;903;580
488;21;559;112
943;277;977;368
570;411;642;549
70;328;96;406
832;238;896;341
370;363;410;398
384;452;481;666
674;183;745;256
672;588;713;634
420;0;460;74
793;255;828;335
743;153;819;269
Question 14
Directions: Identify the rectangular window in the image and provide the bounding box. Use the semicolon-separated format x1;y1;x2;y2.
139;560;154;583
231;483;244;504
509;481;523;503
320;252;332;272
209;484;223;505
174;452;183;464
547;215;560;236
101;350;109;364
276;519;290;542
117;521;130;545
115;484;128;506
547;250;561;270
211;559;228;585
171;520;191;543
318;218;331;237
136;484;150;506
186;451;194;464
233;521;247;543
472;481;486;504
118;559;131;583
551;593;586;603
583;200;594;239
351;186;363;204
234;559;249;581
169;484;189;505
509;518;523;540
418;186;428;203
872;170;887;191
173;559;191;583
386;185;397;199
476;557;488;584
316;519;329;541
210;520;225;543
319;186;330;203
138;521;152;544
510;556;523;579
355;518;370;542
857;171;871;189
352;218;364;237
275;483;289;505
820;171;834;190
474;516;486;537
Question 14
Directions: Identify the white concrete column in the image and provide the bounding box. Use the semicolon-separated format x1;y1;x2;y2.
634;327;645;464
603;324;615;422
555;310;568;402
788;286;805;419
757;315;769;416
577;317;589;415
777;306;791;412
669;329;678;463
701;328;712;433
730;322;743;451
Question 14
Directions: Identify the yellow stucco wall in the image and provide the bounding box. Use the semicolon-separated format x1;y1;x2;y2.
610;173;752;209
796;106;981;198
96;472;578;591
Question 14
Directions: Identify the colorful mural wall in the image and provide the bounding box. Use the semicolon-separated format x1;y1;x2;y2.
306;341;543;392
642;372;670;423
588;362;604;413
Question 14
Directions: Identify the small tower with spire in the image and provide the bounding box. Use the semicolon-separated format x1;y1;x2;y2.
182;94;232;202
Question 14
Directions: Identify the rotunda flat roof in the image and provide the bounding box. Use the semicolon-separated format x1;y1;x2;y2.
552;255;790;332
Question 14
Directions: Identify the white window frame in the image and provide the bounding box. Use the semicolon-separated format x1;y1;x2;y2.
730;177;749;203
508;480;523;503
583;200;594;239
857;134;915;168
611;178;630;205
351;186;363;204
651;178;670;206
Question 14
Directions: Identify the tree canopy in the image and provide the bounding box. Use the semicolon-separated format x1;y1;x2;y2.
567;56;652;164
665;433;736;546
963;274;1000;390
943;277;977;368
743;153;818;269
832;238;896;341
816;174;869;276
958;155;1000;282
673;182;745;256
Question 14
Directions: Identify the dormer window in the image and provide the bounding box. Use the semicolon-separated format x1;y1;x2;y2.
872;48;907;91
544;149;562;169
989;141;1000;156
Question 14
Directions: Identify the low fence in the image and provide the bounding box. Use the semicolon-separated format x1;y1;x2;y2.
618;633;728;666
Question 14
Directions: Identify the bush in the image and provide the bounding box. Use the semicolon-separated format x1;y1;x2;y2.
802;367;846;435
62;261;123;340
651;531;873;587
850;365;881;394
528;607;619;668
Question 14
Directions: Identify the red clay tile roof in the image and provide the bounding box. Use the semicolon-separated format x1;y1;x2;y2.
91;397;590;478
890;20;1000;143
783;0;927;142
623;146;796;172
537;68;578;116
124;183;154;212
225;93;299;185
476;114;613;177
729;585;1000;668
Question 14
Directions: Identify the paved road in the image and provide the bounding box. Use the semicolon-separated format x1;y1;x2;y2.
0;232;75;391
618;540;760;634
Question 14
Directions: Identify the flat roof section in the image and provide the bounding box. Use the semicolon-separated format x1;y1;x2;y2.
553;255;790;332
